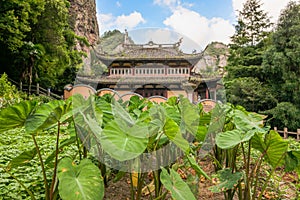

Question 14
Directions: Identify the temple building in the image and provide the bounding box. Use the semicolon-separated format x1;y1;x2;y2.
67;31;222;103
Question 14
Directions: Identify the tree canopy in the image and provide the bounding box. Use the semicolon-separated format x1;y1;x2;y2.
225;0;275;113
225;0;300;130
262;1;300;129
0;0;85;93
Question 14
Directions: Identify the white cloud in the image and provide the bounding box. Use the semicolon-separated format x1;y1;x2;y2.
98;13;115;32
232;0;293;23
163;6;235;48
98;11;146;34
115;12;146;30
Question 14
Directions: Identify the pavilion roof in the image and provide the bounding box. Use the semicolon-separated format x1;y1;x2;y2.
95;40;203;66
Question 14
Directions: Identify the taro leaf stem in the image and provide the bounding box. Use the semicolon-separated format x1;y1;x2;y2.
32;134;50;200
257;153;286;200
49;121;60;200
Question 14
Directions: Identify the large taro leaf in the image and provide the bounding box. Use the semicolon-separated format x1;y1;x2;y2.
252;130;288;168
149;104;167;125
112;100;135;126
100;120;148;161
207;103;225;134
73;96;103;150
25;100;67;133
57;157;104;200
187;155;210;180
165;106;181;125
160;167;196;200
163;118;190;153
61;94;94;123
6;147;37;170
147;104;168;137
209;168;242;193
284;151;300;172
216;129;255;149
74;112;102;151
178;97;200;135
95;97;113;125
233;109;266;133
0;100;38;132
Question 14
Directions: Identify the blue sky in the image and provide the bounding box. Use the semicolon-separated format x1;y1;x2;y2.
97;0;292;50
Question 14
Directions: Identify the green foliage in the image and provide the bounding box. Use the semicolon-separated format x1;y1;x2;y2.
261;2;300;129
263;102;300;131
1;94;300;199
0;73;23;108
101;120;149;161
225;0;275;114
160;167;196;200
209;168;243;193
186;155;210;180
230;0;272;46
225;1;300;131
0;128;65;199
0;0;45;51
57;157;104;200
252;130;288;167
0;100;38;131
99;29;134;53
6;147;37;170
0;0;84;93
212;104;299;200
204;42;228;56
25;100;69;133
225;77;277;112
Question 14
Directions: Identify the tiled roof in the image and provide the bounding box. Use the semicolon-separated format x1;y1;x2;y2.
96;40;203;61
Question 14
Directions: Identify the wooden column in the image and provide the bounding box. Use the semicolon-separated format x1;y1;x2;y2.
297;129;300;141
36;83;39;95
205;87;209;99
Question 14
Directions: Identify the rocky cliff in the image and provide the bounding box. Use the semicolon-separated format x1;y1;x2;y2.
69;0;99;52
192;42;229;76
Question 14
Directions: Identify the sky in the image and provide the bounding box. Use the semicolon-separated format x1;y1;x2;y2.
97;0;293;51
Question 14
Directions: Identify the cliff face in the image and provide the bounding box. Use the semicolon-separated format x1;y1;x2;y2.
192;42;229;76
69;0;99;52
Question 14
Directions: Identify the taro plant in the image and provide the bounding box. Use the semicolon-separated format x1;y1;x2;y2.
0;95;104;200
0;92;221;200
210;103;300;200
71;94;212;200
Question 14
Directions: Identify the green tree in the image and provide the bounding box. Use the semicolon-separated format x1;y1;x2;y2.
26;0;84;91
263;1;300;105
0;0;45;80
0;0;85;93
224;0;275;112
231;0;272;47
225;77;276;112
0;0;45;51
262;1;300;130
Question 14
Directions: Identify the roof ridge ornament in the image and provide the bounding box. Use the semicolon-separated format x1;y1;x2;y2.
175;37;183;47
